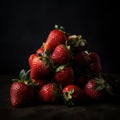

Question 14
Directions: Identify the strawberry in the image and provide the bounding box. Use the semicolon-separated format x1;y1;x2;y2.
88;52;102;74
62;84;84;106
89;52;100;63
28;54;38;67
30;55;50;81
44;25;67;52
74;51;91;67
51;44;71;66
36;46;44;56
38;83;59;103
10;69;35;107
54;65;74;86
89;62;102;74
67;35;87;52
84;77;112;100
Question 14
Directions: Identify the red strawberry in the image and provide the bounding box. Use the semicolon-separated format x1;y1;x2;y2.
54;65;74;86
30;55;50;81
89;52;100;63
62;84;84;106
51;44;71;66
10;69;34;107
10;82;34;107
36;46;44;56
89;62;102;74
44;25;67;52
84;77;111;100
38;83;59;103
88;52;102;74
74;51;91;67
28;54;38;67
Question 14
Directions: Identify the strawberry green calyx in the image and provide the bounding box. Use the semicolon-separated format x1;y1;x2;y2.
65;44;71;51
52;83;62;100
54;24;72;36
39;50;56;71
40;49;52;68
41;49;51;58
54;24;65;33
67;35;87;48
94;75;113;95
39;49;56;70
55;65;66;72
12;69;38;87
63;88;74;107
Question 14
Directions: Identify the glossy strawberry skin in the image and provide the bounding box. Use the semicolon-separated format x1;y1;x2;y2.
89;62;102;74
10;82;34;107
89;52;100;63
62;84;84;102
44;29;67;52
36;47;44;56
84;80;105;100
30;56;50;81
28;54;38;67
54;66;74;86
51;44;71;66
88;52;102;74
74;51;91;66
38;83;59;103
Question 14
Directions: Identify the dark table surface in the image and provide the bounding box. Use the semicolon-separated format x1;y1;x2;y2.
1;74;120;120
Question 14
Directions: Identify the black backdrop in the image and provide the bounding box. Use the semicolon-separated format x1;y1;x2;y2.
0;0;119;74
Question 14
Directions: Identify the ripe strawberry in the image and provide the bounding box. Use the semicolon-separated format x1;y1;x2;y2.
89;52;100;63
87;51;102;75
54;65;74;86
36;46;44;56
38;83;59;103
30;55;50;81
10;69;34;107
74;51;91;67
84;77;112;100
44;25;67;52
62;84;84;106
89;62;102;74
51;44;71;66
28;54;38;67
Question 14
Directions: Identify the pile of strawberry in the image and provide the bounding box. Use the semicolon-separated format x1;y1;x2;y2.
10;25;113;107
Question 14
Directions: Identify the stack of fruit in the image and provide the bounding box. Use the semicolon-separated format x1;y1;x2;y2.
10;25;113;107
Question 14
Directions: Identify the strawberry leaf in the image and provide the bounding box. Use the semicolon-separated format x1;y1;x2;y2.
56;65;66;72
25;69;31;80
63;92;72;101
55;24;65;32
104;82;115;96
70;88;74;94
94;84;105;91
79;40;86;47
19;69;26;80
63;92;74;107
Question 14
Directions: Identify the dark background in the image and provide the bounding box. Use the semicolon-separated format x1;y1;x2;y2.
0;0;119;74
